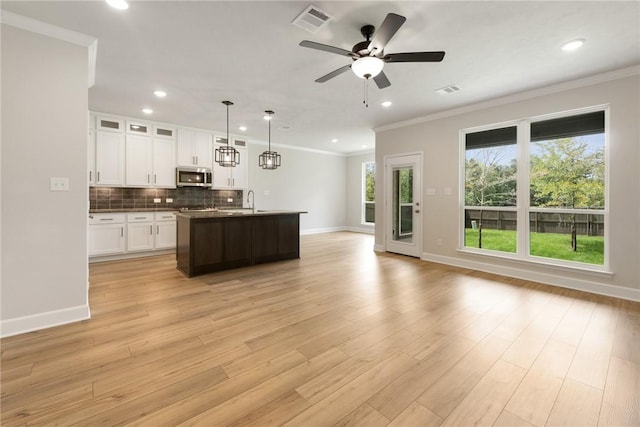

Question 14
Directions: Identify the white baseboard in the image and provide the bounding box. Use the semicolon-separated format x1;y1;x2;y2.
374;244;385;252
1;304;91;338
301;226;346;235
421;252;640;302
344;226;375;235
90;249;174;263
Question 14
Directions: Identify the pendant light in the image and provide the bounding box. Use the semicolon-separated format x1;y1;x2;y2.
259;110;281;170
215;100;240;167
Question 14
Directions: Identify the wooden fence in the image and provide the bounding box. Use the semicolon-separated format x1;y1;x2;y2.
465;209;604;236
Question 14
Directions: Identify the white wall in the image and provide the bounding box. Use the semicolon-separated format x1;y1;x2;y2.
346;152;375;234
1;25;90;336
247;143;346;233
375;71;640;301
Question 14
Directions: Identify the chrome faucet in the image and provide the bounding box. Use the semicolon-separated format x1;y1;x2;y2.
247;189;255;213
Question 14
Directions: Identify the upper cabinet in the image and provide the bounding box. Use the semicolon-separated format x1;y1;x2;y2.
177;128;212;168
125;121;176;188
152;138;176;187
95;130;125;186
96;115;124;132
125;134;153;186
212;136;249;189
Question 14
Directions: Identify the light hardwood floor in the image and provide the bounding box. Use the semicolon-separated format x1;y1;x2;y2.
1;232;638;426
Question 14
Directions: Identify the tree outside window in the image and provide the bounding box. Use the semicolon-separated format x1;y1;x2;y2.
363;162;375;224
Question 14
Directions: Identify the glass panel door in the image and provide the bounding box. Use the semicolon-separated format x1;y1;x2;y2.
393;167;413;243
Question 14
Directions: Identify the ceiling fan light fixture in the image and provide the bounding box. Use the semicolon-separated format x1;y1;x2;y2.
106;0;129;10
562;39;585;51
352;56;384;79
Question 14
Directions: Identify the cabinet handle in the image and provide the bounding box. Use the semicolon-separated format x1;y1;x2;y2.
227;178;230;186
196;156;199;164
154;174;157;184
150;225;153;235
121;227;123;237
100;218;113;221
134;217;146;219
147;174;150;183
232;178;235;187
97;171;100;182
156;225;159;234
193;156;196;165
89;171;92;181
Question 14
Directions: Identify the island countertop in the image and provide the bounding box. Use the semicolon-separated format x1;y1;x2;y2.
175;209;307;218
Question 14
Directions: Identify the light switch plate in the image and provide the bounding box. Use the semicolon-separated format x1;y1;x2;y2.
227;198;233;203
50;177;69;191
166;198;173;203
443;187;453;195
154;198;161;203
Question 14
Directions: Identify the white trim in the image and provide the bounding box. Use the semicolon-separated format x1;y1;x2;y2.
347;149;375;157
249;138;346;157
87;39;98;87
345;226;375;235
301;226;346;235
375;66;640;133
1;305;91;338
421;252;638;302
374;244;385;252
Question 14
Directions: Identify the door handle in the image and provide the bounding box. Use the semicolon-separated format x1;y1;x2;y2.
150;225;153;235
415;210;420;213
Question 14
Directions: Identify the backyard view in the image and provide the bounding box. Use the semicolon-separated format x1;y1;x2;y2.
464;111;605;265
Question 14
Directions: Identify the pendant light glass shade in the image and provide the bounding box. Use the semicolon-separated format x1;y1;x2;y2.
215;100;240;167
259;110;281;170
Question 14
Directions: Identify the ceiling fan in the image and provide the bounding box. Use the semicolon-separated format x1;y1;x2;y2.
299;12;445;89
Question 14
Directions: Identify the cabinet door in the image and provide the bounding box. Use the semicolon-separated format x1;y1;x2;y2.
194;131;212;167
127;222;154;252
95;131;125;185
125;135;152;186
153;138;176;187
232;147;248;189
89;224;125;256
155;220;176;249
176;128;195;167
212;152;230;188
88;129;96;185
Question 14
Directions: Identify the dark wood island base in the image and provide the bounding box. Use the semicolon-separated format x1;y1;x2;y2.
176;211;304;277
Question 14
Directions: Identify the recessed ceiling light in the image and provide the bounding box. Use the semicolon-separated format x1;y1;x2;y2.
153;90;167;98
381;101;392;107
239;126;247;132
331;138;338;143
562;39;585;51
142;108;153;115
106;0;129;10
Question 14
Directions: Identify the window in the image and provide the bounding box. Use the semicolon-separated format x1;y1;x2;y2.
462;108;607;268
363;162;375;224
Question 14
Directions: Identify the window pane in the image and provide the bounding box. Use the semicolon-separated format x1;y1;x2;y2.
363;162;375;224
365;202;375;223
464;126;517;253
399;169;412;204
529;129;605;265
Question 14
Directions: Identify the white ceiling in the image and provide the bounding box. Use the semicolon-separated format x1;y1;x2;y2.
2;1;639;154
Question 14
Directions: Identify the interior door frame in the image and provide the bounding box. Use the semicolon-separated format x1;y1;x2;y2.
383;152;423;258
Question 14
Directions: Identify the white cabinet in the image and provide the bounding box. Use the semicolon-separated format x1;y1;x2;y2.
152;138;175;187
213;137;248;189
155;212;177;249
177;128;212;167
88;128;96;185
127;213;154;252
88;214;126;256
125;134;153;186
95;130;125;186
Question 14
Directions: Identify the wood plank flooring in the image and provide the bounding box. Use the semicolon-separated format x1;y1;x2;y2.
1;231;639;426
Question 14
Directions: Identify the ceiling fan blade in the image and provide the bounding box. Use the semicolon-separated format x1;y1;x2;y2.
383;51;446;63
300;40;355;57
315;64;352;83
367;13;406;55
373;71;391;89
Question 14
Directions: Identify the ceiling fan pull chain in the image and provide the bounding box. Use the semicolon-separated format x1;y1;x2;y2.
363;78;369;108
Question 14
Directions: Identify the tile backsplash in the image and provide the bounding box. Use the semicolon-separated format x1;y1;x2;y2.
89;187;243;210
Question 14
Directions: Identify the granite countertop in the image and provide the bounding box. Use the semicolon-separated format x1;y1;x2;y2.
176;210;307;218
89;208;180;213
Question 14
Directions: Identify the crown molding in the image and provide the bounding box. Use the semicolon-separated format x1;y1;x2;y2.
1;10;97;87
374;65;640;133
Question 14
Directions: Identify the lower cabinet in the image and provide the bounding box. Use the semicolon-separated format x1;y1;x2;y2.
89;211;177;258
88;213;126;256
176;213;301;277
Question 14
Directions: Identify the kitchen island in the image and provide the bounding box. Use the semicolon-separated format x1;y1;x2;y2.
176;210;306;277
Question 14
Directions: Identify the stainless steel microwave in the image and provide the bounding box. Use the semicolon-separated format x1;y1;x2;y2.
176;167;212;187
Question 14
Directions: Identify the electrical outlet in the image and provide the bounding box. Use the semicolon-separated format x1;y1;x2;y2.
166;198;173;203
437;238;443;246
50;177;69;191
227;198;233;203
154;198;161;203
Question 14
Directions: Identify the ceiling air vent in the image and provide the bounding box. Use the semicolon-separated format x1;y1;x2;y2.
435;84;461;95
292;5;334;33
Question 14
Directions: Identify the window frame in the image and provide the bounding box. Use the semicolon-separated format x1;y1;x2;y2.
458;105;610;273
362;161;376;225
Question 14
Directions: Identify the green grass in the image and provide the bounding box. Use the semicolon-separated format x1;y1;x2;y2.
465;229;604;265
